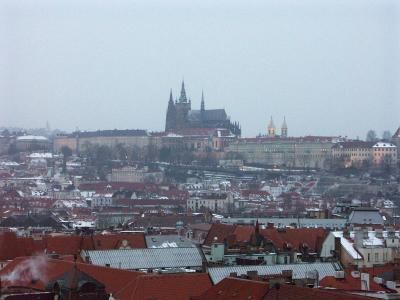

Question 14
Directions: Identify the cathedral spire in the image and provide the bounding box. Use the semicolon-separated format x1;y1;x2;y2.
169;89;173;104
179;80;187;103
201;90;205;111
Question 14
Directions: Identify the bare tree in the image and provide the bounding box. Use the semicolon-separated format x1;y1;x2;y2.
382;130;392;141
366;130;378;142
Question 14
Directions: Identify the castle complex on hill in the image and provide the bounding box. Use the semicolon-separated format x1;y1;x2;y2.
165;81;241;136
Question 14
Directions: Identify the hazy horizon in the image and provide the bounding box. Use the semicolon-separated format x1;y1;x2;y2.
1;0;399;138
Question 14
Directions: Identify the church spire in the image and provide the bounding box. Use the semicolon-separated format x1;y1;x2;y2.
169;89;174;104
179;80;187;103
281;116;288;138
201;90;205;111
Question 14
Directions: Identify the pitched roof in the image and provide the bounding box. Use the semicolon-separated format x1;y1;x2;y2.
203;223;236;246
332;141;375;149
320;270;393;293
0;232;146;260
260;228;327;252
199;277;268;300
84;247;204;270
199;278;375;300
0;256;142;295
198;277;269;300
265;284;376;300
208;262;340;285
393;127;400;138
115;273;212;300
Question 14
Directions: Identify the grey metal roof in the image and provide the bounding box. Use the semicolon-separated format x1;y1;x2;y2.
208;262;341;284
145;235;195;248
217;217;347;229
83;247;204;270
348;209;384;225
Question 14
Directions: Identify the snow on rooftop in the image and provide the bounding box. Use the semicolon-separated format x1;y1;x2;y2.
17;135;48;141
0;161;19;166
332;231;362;260
373;142;396;148
165;133;183;138
28;153;53;158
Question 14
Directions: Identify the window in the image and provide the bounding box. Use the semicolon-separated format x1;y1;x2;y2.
375;253;379;262
367;253;370;262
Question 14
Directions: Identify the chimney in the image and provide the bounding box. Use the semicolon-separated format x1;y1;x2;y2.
354;228;364;248
247;270;258;281
334;237;341;261
343;227;350;238
363;228;369;239
361;273;370;291
282;270;293;282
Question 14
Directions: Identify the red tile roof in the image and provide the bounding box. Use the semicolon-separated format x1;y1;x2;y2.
198;277;269;300
233;226;255;243
203;223;236;246
0;256;142;296
0;232;146;260
265;284;376;300
320;270;393;293
260;227;327;252
199;278;375;300
115;273;212;300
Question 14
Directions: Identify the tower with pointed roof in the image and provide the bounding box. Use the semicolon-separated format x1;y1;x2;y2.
165;81;241;136
281;117;288;138
179;80;188;103
267;116;276;137
165;89;176;131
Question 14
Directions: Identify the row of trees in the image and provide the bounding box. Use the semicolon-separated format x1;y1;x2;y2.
60;143;222;178
366;130;392;142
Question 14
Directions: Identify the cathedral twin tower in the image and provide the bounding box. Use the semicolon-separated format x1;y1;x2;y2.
165;81;241;136
267;116;288;138
165;81;286;138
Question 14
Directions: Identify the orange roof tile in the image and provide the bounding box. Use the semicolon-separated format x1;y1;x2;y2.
198;277;269;300
0;256;142;296
115;273;212;300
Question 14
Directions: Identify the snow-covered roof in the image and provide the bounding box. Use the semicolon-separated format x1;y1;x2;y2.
0;161;19;166
28;153;53;159
332;231;362;259
332;230;400;259
165;133;183;138
17;135;48;141
373;142;396;148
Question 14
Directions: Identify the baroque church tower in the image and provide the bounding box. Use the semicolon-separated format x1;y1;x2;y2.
267;116;276;137
281;116;288;137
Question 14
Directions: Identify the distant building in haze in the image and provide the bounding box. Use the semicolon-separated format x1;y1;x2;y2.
165;81;241;136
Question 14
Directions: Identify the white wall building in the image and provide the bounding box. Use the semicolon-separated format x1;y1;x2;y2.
321;228;400;268
187;191;235;213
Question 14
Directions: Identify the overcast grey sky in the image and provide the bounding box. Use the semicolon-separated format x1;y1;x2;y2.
1;0;399;138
